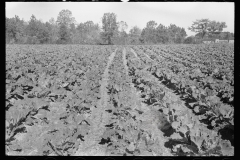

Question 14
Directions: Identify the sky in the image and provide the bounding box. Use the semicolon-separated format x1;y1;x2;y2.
6;2;234;36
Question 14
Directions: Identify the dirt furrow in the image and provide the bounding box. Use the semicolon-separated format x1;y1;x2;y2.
129;48;140;60
75;48;118;156
131;48;152;61
122;48;129;76
123;48;172;156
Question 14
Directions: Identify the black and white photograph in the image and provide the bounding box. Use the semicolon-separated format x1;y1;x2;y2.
6;2;234;156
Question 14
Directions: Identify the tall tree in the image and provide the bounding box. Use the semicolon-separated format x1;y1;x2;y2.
84;21;101;44
188;19;210;39
168;24;187;43
56;9;76;27
74;21;101;44
188;19;227;39
155;24;169;44
25;15;50;44
6;15;26;43
56;10;76;43
26;15;38;37
146;20;157;29
57;24;71;44
37;22;50;44
207;20;227;35
114;21;128;45
101;13;118;45
174;27;186;43
129;26;142;44
129;26;141;36
141;20;158;44
75;22;85;44
69;23;76;43
118;21;128;32
48;18;59;43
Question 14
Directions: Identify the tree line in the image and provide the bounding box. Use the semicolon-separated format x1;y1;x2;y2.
6;9;233;45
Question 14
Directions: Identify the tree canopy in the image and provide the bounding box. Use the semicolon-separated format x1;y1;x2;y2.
56;9;76;27
101;13;118;45
141;21;187;44
5;10;233;45
188;19;227;39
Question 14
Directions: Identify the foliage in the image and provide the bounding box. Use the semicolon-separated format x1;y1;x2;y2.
112;21;128;45
56;9;76;28
184;36;196;44
47;18;59;43
141;21;187;44
6;15;26;44
101;13;118;45
6;45;114;155
141;21;158;44
6;11;232;45
168;24;187;43
208;31;234;40
74;21;101;45
25;15;51;44
56;10;77;44
6;44;234;156
57;24;71;44
188;19;227;39
128;26;142;45
129;43;234;156
155;24;169;44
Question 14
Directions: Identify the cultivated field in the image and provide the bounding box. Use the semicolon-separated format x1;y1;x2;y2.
6;44;234;156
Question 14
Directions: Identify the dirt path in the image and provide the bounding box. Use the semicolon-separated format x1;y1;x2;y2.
74;48;118;156
122;48;129;75
131;48;152;61
129;48;140;60
122;48;172;156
